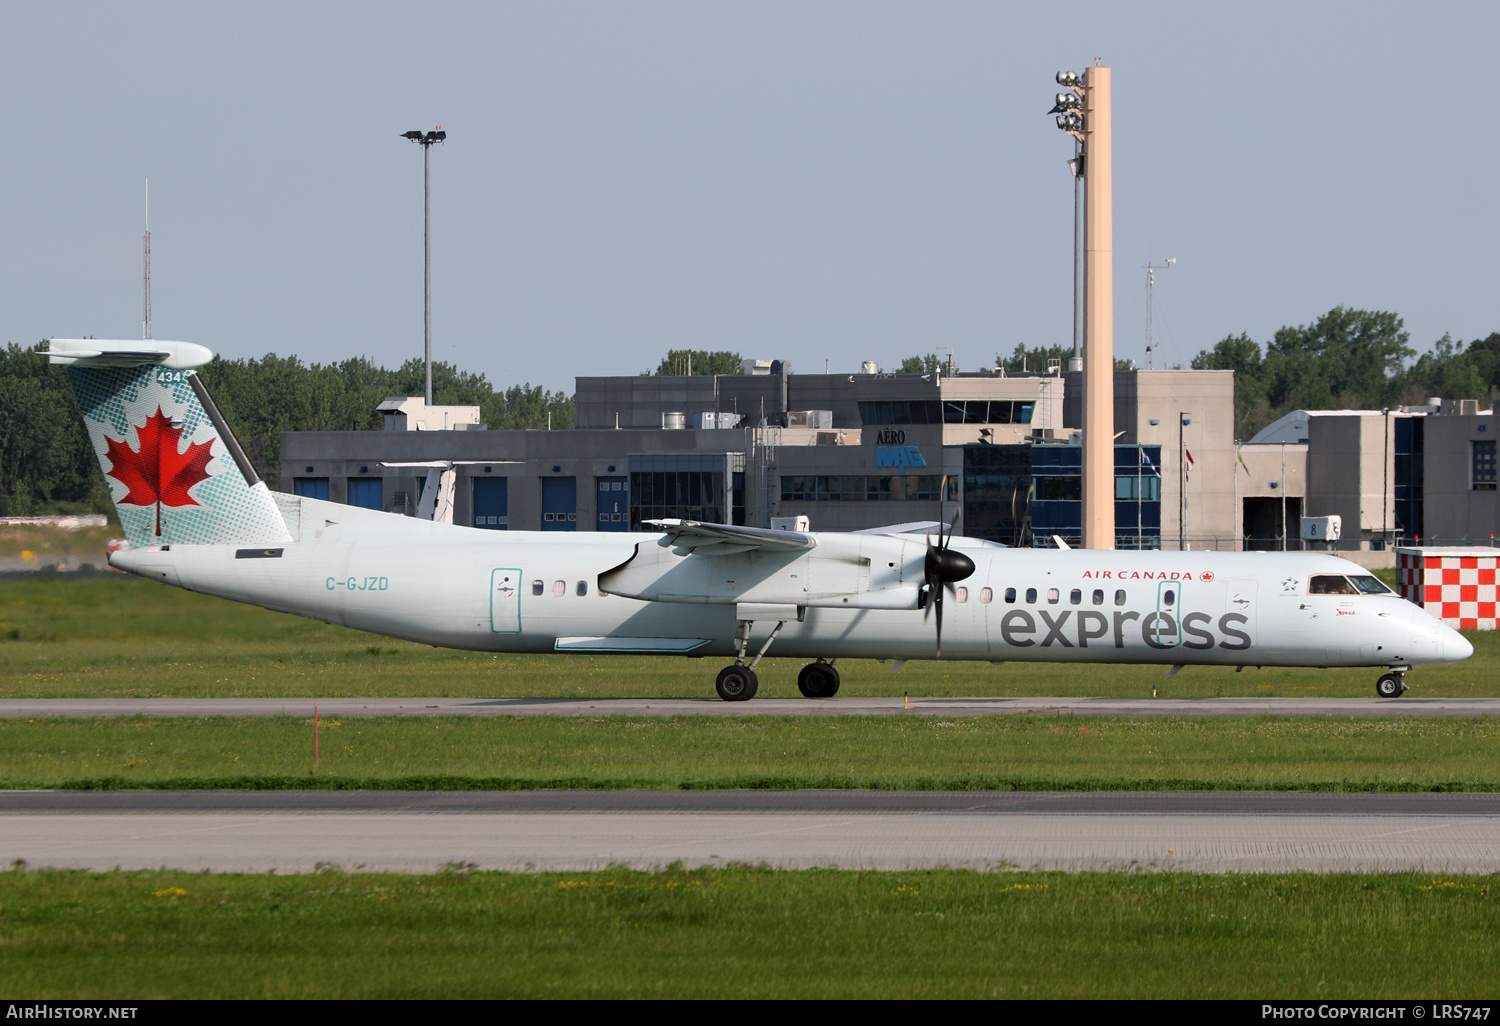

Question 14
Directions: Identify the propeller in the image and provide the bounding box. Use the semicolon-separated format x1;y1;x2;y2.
922;497;976;657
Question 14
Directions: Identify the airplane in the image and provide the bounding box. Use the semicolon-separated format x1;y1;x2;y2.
49;338;1474;701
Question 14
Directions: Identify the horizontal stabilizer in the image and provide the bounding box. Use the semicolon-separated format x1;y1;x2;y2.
47;339;214;370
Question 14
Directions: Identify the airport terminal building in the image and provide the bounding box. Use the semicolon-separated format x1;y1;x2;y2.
280;362;1499;555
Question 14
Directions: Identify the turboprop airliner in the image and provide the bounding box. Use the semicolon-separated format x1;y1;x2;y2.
50;339;1473;701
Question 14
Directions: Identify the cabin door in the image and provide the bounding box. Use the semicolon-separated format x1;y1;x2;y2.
1151;580;1183;647
490;567;523;633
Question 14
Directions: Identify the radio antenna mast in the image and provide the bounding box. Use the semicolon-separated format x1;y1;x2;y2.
1143;256;1174;369
142;179;152;340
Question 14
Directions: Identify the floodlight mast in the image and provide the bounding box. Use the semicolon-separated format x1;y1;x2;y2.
401;127;447;405
1050;65;1113;550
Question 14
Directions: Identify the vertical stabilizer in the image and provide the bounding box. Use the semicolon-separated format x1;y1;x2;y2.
53;340;291;548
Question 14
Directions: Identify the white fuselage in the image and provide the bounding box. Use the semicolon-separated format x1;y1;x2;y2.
110;495;1472;670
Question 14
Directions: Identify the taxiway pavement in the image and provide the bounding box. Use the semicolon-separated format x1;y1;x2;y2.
2;696;1499;718
5;791;1498;874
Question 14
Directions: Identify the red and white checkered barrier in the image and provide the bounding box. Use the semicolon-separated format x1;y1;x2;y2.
1396;547;1499;630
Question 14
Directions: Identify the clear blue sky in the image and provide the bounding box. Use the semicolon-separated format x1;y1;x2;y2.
3;1;1494;392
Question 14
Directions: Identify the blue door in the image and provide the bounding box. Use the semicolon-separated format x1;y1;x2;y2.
348;477;383;510
294;478;329;500
596;476;628;531
542;477;577;531
473;477;508;530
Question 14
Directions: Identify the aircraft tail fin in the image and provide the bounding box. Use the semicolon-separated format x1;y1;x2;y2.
53;340;292;549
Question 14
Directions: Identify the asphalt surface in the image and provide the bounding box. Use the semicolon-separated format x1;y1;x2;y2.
5;791;1498;874
4;696;1500;718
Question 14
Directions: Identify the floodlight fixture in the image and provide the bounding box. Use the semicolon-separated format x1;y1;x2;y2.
1056;70;1081;88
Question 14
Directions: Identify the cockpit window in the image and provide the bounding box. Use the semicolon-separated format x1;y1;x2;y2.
1349;575;1393;595
1308;574;1359;595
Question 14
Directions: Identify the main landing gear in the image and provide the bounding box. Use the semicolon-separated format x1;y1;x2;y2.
1376;669;1409;699
797;660;840;699
714;618;843;702
714;617;787;702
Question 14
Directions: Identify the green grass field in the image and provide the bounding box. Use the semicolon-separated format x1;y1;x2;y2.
4;713;1499;792
1;867;1496;998
0;575;1493;700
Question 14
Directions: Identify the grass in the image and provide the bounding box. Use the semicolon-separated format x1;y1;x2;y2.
5;714;1500;791
0;866;1496;998
0;575;1494;700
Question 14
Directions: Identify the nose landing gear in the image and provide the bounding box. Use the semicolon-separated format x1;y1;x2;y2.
1375;670;1409;699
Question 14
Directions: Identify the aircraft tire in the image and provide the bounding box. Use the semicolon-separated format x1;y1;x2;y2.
797;662;841;699
716;665;759;702
1375;673;1404;699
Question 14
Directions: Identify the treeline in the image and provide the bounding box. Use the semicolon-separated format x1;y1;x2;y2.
0;344;573;516
1192;307;1500;440
197;354;573;480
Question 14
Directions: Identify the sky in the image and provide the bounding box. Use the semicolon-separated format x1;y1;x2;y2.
3;1;1496;393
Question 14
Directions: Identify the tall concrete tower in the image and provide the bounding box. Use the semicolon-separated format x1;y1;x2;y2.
1081;65;1114;550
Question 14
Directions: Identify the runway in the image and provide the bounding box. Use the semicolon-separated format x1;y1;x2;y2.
3;695;1500;718
6;790;1499;874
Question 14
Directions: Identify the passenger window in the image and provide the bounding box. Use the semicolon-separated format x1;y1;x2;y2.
553;580;566;597
980;587;993;604
532;580;544;596
955;586;968;603
1047;588;1060;604
1114;589;1126;606
1070;588;1081;604
1163;589;1176;606
1093;589;1104;605
1025;588;1038;604
576;581;588;597
1004;587;1016;603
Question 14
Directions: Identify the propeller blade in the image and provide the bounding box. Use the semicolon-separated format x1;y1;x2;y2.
934;578;944;657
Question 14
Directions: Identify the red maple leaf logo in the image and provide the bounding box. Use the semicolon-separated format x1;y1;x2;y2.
104;407;216;536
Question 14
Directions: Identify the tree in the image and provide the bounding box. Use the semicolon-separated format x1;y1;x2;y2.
899;354;945;374
655;350;743;376
1191;333;1268;440
1262;307;1413;412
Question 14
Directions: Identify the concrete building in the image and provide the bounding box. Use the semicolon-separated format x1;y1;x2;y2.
279;365;1499;556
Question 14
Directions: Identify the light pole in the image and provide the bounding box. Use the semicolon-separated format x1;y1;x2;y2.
402;126;447;405
1179;413;1191;550
1050;65;1114;549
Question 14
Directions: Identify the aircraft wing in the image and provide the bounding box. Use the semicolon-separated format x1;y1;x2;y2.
645;519;815;556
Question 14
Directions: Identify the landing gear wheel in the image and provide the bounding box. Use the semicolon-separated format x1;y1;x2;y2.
716;665;759;702
1375;673;1406;699
797;662;841;699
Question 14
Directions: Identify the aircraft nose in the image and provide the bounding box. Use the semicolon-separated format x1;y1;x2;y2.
1441;626;1475;663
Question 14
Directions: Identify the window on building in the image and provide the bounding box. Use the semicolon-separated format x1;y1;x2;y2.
1474;440;1497;491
